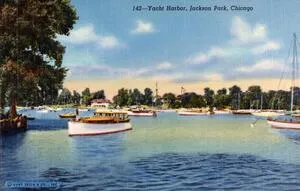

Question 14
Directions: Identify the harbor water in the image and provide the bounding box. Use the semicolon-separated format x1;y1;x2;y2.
1;111;300;190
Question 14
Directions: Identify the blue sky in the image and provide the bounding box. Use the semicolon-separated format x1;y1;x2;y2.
60;0;300;96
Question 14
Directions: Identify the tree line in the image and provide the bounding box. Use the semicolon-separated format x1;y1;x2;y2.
111;85;300;110
10;84;300;111
53;88;106;106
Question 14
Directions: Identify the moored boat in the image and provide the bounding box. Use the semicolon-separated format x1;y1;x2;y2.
214;110;230;114
177;111;208;116
267;34;300;130
68;111;132;136
267;118;300;130
59;113;76;119
78;108;89;112
24;115;35;120
232;110;253;115
177;108;212;116
127;109;157;117
251;111;285;117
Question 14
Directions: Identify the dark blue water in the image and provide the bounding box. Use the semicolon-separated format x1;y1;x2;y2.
1;112;300;190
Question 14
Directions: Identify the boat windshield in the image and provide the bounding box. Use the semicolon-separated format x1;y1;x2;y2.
95;112;128;120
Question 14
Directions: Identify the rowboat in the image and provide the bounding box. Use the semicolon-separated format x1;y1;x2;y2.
68;111;132;136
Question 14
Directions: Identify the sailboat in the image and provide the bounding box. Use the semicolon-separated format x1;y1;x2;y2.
251;94;285;117
267;33;300;129
231;92;254;115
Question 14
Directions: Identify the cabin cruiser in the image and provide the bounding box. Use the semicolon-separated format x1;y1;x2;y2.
68;110;132;136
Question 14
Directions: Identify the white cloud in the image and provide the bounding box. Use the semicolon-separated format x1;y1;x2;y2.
251;41;280;54
231;16;267;44
156;62;173;70
131;20;156;34
236;59;283;73
202;73;224;81
58;24;121;49
185;47;228;64
97;36;120;49
58;25;97;44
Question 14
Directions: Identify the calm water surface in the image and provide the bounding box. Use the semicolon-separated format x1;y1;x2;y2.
1;111;300;190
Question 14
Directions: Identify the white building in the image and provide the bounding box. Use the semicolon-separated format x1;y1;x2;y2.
90;99;111;108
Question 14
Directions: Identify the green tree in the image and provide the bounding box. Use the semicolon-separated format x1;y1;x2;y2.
0;0;78;117
204;87;214;109
243;86;262;109
229;85;241;109
180;92;205;108
57;88;72;104
126;89;133;106
92;90;105;100
72;90;81;105
143;88;153;105
214;88;230;109
162;93;176;108
131;88;144;105
82;88;91;106
276;90;290;110
113;88;129;107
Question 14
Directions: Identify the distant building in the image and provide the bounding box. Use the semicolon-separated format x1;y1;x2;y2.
90;99;111;108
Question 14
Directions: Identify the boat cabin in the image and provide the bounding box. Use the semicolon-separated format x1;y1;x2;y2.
94;111;129;120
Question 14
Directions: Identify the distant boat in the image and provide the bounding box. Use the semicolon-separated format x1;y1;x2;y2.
36;109;49;113
232;110;253;115
78;108;89;112
127;109;157;117
68;111;132;136
252;111;285;117
177;111;208;116
267;33;300;130
214;110;230;114
177;108;212;116
59;113;76;119
267;118;300;130
24;115;35;120
36;106;56;113
159;109;176;113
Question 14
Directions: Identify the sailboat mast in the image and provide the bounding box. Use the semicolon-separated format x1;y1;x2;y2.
260;94;263;110
291;33;297;112
237;92;240;110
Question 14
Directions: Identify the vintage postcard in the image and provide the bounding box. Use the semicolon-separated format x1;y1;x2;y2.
1;0;300;190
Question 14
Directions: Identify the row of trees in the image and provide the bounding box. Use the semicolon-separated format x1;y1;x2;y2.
10;84;299;111
55;88;106;105
161;85;300;110
111;85;300;110
112;88;155;107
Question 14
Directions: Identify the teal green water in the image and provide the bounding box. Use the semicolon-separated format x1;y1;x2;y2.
125;113;300;163
1;111;300;190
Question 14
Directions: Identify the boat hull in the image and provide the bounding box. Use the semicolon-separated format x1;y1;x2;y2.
214;110;230;114
59;114;76;119
68;121;132;136
232;111;252;115
127;111;156;117
177;111;207;116
267;119;300;130
252;112;284;117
